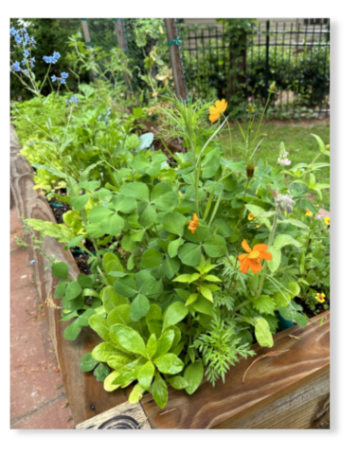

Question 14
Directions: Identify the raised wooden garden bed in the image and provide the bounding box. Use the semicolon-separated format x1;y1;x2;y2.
10;125;330;429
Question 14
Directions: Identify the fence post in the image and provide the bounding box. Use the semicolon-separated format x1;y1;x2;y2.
164;19;187;100
264;20;270;105
81;19;98;85
113;19;132;89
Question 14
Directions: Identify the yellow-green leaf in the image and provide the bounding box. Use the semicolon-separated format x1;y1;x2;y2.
185;293;198;306
200;285;213;303
203;275;222;282
129;383;145;403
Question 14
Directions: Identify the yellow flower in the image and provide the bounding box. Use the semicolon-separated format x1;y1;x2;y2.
209;99;227;123
188;213;199;234
324;217;330;226
305;208;313;217
248;104;254;114
248;213;255;221
315;293;326;303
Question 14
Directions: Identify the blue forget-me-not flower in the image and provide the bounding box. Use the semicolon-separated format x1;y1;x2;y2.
66;96;79;105
13;61;21;72
43;51;61;64
52;52;61;63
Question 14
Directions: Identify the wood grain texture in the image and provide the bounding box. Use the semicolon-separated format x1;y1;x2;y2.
216;369;330;429
10;124;77;344
76;401;151;429
10;125;127;425
141;312;330;429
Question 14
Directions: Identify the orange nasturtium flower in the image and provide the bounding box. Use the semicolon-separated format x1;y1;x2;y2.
238;240;273;274
324;217;330;226
305;208;313;217
315;293;326;303
209;99;227;123
188;213;199;234
248;213;255;221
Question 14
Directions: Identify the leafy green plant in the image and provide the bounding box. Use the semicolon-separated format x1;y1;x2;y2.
192;315;255;385
12;29;330;411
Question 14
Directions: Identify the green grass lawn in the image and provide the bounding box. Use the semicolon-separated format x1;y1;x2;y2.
219;120;330;209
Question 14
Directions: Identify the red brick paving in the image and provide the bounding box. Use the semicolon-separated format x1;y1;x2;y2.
10;207;74;429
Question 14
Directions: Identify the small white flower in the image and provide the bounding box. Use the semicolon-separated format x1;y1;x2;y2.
278;142;291;166
17;18;32;27
277;157;291;166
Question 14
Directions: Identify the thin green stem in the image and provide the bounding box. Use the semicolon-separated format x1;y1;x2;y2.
232;298;253;313
62;105;73;141
158;137;174;159
266;274;297;297
206;169;237;193
97;266;110;286
195;116;228;169
250;91;272;149
227;120;233;158
39;63;52;94
187;313;193;346
238;179;250;241
255;206;279;298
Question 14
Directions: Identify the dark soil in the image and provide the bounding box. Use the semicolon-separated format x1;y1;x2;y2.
73;253;91;275
49;190;71;224
49;190;92;274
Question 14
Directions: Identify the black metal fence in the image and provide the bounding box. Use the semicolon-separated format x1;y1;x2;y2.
179;20;330;118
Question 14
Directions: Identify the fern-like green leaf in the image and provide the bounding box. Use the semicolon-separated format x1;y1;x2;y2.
25;218;75;243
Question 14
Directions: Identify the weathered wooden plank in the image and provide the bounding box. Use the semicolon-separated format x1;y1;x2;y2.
141;312;330;429
215;369;329;429
10;125;127;424
76;401;151;429
10;124;77;343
